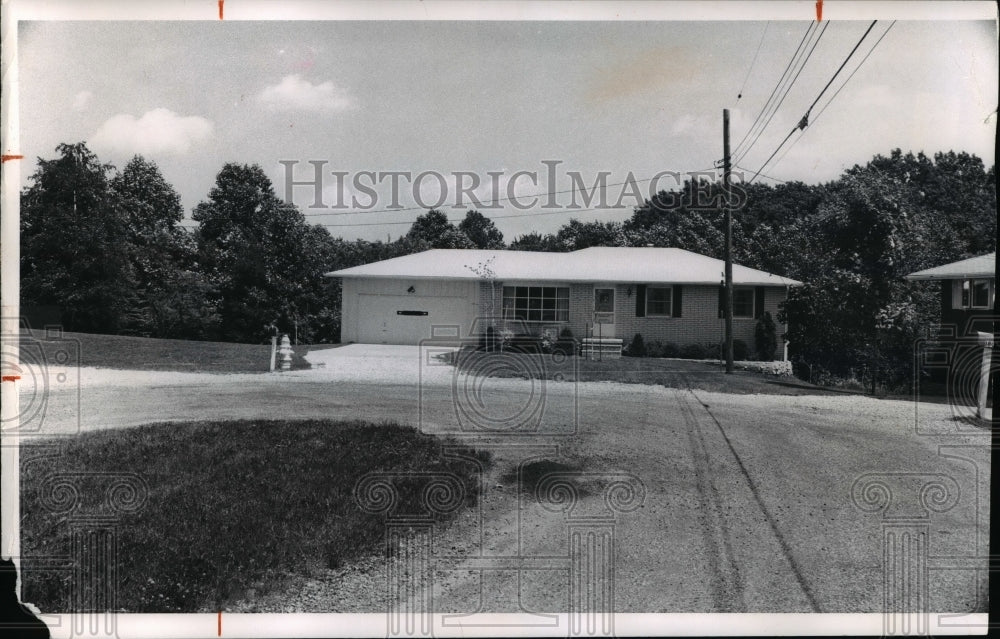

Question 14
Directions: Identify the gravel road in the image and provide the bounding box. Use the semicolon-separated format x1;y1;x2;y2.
19;345;990;615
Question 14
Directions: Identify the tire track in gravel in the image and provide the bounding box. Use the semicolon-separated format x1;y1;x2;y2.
664;370;819;612
672;384;747;611
686;385;820;612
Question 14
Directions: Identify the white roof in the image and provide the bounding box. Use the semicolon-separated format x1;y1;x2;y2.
904;252;996;281
327;247;802;286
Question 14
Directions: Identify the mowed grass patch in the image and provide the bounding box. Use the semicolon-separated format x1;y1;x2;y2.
20;419;489;612
20;329;319;372
451;347;847;396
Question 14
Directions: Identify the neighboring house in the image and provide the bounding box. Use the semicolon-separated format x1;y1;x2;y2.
904;252;996;334
905;252;995;391
327;247;801;357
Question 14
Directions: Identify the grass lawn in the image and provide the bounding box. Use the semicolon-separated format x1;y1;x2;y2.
20;419;489;612
450;347;852;396
19;329;325;373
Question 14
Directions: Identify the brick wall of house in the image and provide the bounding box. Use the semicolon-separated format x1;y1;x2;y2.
568;283;592;339
616;284;788;358
475;280;500;320
473;280;790;359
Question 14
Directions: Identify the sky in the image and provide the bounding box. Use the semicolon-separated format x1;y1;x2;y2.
14;4;998;242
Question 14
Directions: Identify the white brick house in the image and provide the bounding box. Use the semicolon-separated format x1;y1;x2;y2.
327;247;801;356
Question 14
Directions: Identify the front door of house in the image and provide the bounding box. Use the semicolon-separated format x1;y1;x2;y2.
594;287;615;337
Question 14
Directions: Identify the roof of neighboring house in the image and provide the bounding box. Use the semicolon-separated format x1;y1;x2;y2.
904;252;996;281
326;247;803;286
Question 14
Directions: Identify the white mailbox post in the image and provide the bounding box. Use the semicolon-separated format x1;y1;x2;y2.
976;331;994;419
269;335;278;372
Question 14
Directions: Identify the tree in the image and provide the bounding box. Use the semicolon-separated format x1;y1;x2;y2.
435;227;476;249
405;209;474;249
553;218;626;251
112;155;184;231
110;156;218;338
465;256;504;350
614;149;994;387
508;231;558;252
193;163;340;343
779;150;995;387
21;143;138;333
458;210;505;249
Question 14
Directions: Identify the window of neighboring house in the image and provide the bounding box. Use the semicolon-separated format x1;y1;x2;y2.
646;287;672;316
972;279;992;308
953;279;994;309
502;286;570;322
733;287;755;318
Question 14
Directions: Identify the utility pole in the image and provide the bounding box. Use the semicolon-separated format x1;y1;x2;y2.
723;109;734;374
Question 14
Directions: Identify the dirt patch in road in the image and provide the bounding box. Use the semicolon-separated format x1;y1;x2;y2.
499;459;579;492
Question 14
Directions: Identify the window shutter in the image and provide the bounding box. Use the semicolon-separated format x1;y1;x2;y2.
942;280;952;312
754;286;765;319
635;284;646;318
718;284;725;318
673;285;683;317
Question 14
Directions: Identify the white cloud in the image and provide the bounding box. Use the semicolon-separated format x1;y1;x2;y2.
669;113;715;138
89;108;213;156
257;74;354;113
72;90;93;111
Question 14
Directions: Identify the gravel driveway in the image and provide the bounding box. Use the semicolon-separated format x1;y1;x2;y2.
19;346;991;617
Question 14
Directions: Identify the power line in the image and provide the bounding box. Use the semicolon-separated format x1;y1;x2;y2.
734;165;786;183
736;22;770;100
316;206;617;228
745;129;799;185
746;20;880;184
297;176;658;217
734;20;829;166
731;22;815;158
802;20;879;120
771;21;895;171
810;21;894;126
736;20;828;164
179;203;627;229
179;167;722;229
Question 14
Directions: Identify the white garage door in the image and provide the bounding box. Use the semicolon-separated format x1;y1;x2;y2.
356;294;468;344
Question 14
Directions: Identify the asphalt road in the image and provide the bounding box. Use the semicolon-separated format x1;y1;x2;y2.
20;352;990;615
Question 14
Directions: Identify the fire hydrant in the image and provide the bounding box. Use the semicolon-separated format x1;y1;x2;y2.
278;334;294;371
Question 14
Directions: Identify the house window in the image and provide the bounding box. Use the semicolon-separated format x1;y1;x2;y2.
502;286;569;322
594;288;615;313
733;288;755;319
972;279;991;308
953;279;994;309
646;287;672;316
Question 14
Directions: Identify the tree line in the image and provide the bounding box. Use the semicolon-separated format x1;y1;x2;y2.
20;143;995;384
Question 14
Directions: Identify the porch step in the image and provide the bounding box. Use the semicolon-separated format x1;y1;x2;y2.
581;337;623;360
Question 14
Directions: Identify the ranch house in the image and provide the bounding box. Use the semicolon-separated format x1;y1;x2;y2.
905;252;996;394
904;252;996;334
327;247;802;357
